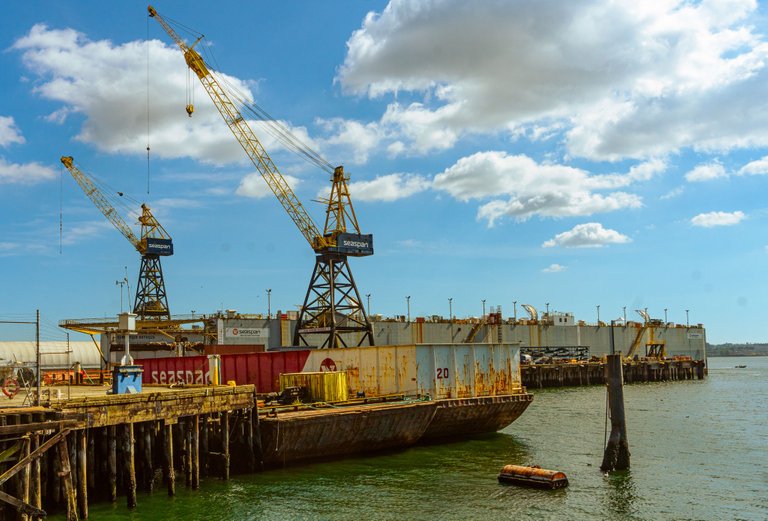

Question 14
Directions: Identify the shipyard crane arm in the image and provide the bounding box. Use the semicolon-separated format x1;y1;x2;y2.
149;5;374;348
60;156;173;256
61;155;174;320
61;156;141;251
149;6;331;252
148;6;372;258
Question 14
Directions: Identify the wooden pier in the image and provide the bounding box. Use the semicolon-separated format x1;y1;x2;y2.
521;358;706;389
0;385;257;520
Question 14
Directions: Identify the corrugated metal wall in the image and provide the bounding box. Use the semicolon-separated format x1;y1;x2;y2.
0;341;102;369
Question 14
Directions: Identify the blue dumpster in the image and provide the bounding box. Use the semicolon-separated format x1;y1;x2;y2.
112;365;143;394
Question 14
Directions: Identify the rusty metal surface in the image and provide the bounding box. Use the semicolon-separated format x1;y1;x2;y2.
302;343;523;399
421;394;533;440
258;399;437;467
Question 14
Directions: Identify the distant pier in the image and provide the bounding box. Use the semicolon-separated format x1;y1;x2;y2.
521;358;706;388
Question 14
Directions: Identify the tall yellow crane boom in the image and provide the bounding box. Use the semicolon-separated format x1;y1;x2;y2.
61;155;174;320
149;6;374;347
148;6;328;251
61;155;140;251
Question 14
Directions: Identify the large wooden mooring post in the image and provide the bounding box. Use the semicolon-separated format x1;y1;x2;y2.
601;353;630;472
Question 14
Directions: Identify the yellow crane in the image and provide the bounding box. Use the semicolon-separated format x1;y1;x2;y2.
149;6;374;349
60;156;174;321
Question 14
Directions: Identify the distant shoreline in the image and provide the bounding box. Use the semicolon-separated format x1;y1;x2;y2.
707;353;768;357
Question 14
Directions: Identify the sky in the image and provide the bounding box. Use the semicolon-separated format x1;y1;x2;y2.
1;0;768;344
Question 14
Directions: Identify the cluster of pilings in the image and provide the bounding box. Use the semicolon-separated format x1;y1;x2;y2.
521;359;706;389
0;386;257;520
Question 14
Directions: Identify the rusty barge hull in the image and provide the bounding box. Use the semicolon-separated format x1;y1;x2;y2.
257;392;534;467
421;394;533;440
258;400;437;467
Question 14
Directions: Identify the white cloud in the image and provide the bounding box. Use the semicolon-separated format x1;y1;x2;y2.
433;151;642;226
690;210;745;227
347;173;430;202
0;157;56;184
236;173;301;199
685;162;727;182
660;186;685;200
12;25;319;168
0;116;25;147
62;220;113;246
737;156;768;176
542;263;566;273
542;222;631;248
339;0;768;161
317;118;382;164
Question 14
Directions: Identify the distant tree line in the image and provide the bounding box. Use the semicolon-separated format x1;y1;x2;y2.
707;343;768;357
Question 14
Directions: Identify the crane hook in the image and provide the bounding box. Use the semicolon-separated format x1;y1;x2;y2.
186;104;194;117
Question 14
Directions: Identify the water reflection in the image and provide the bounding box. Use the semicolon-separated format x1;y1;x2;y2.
604;470;637;518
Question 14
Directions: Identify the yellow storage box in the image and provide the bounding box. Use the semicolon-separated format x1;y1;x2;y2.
279;371;349;403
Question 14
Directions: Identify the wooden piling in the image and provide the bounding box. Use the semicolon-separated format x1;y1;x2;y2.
143;423;153;492
200;415;209;478
222;412;230;480
30;433;40;511
57;435;78;521
191;416;200;490
245;409;256;472
164;421;175;497
77;429;87;519
600;353;631;472
184;419;192;488
107;426;117;503
124;424;136;509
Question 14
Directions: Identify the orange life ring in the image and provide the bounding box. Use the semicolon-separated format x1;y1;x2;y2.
2;378;19;399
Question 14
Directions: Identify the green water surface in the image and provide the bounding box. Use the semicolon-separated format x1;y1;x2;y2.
62;357;768;520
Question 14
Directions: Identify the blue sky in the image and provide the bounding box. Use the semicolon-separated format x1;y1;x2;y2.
1;0;768;344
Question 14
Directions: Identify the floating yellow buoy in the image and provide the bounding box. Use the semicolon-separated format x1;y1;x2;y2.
498;465;568;489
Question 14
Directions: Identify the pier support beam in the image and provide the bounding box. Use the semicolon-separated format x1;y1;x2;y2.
191;416;199;490
222;412;230;481
163;421;175;497
124;424;137;509
57;436;78;521
77;430;87;519
107;427;117;503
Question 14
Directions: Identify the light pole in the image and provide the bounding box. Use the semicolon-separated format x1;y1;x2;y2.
597;305;601;324
448;298;453;321
686;309;689;327
482;299;486;318
266;288;272;318
406;296;411;322
366;293;371;316
545;302;550;317
664;308;668;323
116;279;126;312
623;306;627;324
513;301;517;323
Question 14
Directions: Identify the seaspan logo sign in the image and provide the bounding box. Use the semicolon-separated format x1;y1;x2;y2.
342;239;369;248
226;327;267;338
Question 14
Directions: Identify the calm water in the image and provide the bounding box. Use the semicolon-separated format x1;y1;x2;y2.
73;357;767;520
